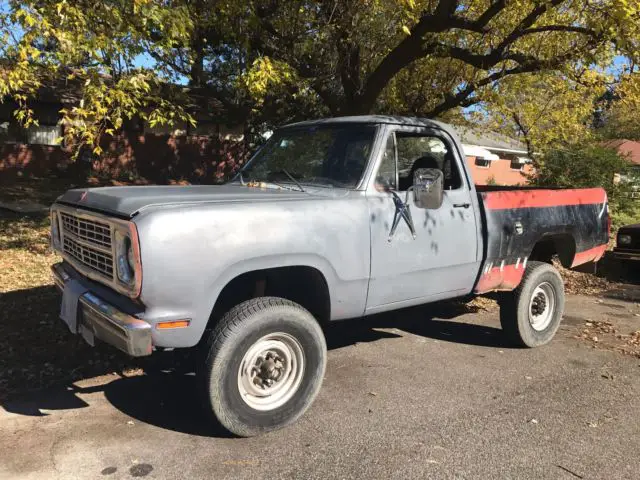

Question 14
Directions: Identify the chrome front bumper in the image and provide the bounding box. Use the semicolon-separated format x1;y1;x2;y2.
52;263;152;356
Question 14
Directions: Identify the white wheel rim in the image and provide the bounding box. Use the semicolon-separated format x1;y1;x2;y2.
528;282;555;331
237;332;305;411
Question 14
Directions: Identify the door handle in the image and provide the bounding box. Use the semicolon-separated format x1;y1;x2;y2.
453;203;470;208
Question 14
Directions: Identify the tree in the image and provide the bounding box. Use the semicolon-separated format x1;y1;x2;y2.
480;69;606;154
597;70;640;141
243;0;640;118
531;145;639;227
2;0;640;157
0;0;195;156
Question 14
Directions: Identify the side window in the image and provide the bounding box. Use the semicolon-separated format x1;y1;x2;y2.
375;133;397;190
395;133;462;191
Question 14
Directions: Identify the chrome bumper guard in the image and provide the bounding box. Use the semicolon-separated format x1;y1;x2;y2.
52;263;152;357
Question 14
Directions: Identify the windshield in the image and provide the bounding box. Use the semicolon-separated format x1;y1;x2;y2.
240;124;377;188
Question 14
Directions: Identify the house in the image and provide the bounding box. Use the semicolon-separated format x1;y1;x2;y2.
453;126;533;185
604;139;640;166
603;139;640;195
0;80;245;182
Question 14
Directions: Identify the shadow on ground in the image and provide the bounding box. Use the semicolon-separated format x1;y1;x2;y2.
0;285;144;403
1;297;507;438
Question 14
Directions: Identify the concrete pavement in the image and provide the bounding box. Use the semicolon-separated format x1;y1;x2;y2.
1;294;639;480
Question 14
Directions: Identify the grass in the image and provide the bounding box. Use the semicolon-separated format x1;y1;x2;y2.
0;177;147;401
0;176;76;207
0;210;147;401
0;215;54;291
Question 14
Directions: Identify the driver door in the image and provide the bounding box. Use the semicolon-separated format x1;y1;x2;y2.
365;126;481;313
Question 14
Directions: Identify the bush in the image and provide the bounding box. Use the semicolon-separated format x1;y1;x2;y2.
530;145;640;229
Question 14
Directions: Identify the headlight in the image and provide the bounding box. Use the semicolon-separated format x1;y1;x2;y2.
50;211;61;250
115;230;135;285
618;234;632;246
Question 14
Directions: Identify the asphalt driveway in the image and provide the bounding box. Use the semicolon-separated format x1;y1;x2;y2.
1;294;639;480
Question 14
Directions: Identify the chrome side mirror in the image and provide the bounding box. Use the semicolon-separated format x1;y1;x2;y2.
413;168;444;209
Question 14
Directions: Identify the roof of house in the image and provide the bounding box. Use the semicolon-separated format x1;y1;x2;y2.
452;126;528;154
603;139;640;165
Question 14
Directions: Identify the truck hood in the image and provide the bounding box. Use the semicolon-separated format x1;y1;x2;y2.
55;184;325;217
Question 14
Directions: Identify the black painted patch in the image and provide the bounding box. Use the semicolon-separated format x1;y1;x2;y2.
101;467;117;475
478;200;608;266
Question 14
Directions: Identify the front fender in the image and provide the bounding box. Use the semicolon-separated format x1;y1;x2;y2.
134;195;371;348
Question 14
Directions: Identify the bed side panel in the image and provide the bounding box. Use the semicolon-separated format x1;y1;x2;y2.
474;188;608;293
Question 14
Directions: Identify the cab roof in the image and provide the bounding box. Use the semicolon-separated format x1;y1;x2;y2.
283;115;452;132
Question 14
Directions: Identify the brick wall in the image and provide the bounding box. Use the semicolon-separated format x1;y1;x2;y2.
0;133;250;183
466;156;533;185
2;139;531;187
0;143;69;178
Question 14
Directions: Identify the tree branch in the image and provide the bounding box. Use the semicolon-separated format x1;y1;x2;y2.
424;45;590;118
472;0;507;30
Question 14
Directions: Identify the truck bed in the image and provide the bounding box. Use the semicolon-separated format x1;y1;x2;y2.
473;186;609;293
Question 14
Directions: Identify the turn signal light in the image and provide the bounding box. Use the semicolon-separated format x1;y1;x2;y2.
156;320;191;329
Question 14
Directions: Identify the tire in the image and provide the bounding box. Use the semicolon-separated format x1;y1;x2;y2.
197;297;327;437
499;261;565;348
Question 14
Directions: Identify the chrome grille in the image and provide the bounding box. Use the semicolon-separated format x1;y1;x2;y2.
63;236;114;279
60;212;112;248
59;211;114;280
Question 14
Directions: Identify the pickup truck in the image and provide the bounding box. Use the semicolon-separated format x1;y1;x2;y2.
49;115;609;437
613;223;640;261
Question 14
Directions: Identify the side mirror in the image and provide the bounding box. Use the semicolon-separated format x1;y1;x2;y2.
413;168;444;209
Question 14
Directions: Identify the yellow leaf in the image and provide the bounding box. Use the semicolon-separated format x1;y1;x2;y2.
402;25;411;36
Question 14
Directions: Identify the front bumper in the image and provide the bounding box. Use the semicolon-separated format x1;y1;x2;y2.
52;263;152;356
612;248;640;261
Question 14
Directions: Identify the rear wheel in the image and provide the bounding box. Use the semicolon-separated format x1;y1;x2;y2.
198;297;327;437
499;261;565;347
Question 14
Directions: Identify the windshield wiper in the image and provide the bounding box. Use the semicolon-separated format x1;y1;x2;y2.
302;176;348;188
269;169;305;192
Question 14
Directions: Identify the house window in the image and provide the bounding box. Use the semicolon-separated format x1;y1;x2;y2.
508;155;529;170
510;158;523;170
25;124;62;146
475;157;491;168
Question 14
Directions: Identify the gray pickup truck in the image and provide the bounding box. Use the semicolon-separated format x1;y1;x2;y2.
50;116;609;436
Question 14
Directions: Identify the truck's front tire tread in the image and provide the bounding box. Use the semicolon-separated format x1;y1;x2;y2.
198;297;327;437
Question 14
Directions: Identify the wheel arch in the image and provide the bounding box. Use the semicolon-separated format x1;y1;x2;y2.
529;232;577;268
194;255;335;345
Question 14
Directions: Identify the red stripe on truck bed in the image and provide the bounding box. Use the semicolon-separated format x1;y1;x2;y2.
475;264;525;293
571;244;607;267
475;244;609;293
482;188;606;210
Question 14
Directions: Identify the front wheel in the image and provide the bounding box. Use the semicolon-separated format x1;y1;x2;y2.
499;261;565;348
198;297;327;437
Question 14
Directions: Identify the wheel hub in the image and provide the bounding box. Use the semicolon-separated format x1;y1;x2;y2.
528;282;556;332
253;352;285;388
238;333;305;411
530;292;547;316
